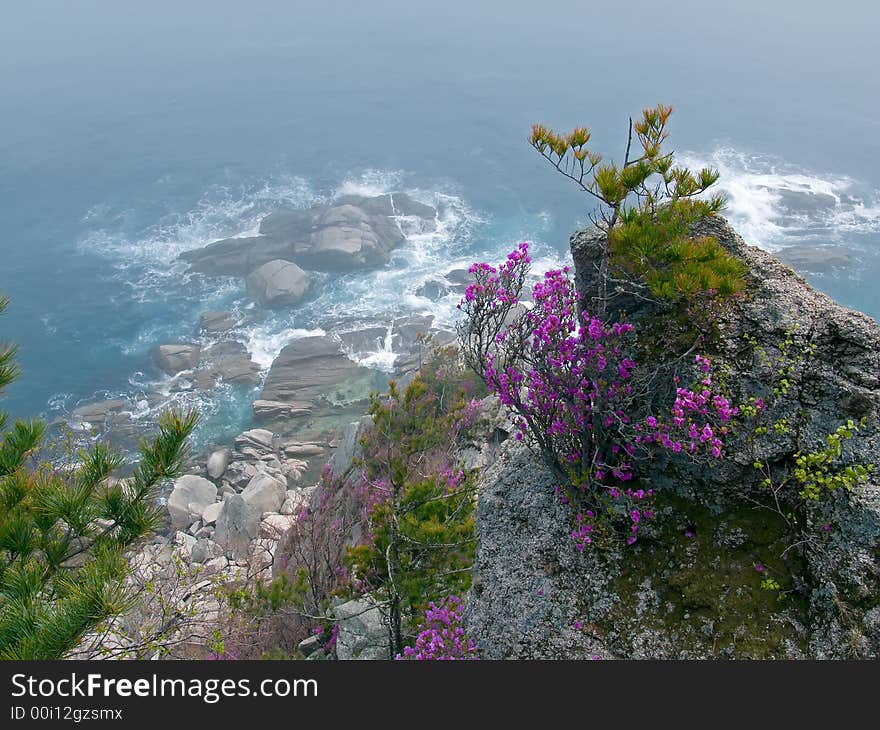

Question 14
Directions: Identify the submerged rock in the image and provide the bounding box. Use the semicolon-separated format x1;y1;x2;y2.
198;310;243;334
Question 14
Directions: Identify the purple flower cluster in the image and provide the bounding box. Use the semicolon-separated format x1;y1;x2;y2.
638;355;737;459
459;245;743;548
396;595;479;660
462;242;531;308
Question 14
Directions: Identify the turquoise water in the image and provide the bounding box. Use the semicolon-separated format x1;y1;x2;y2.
1;1;879;448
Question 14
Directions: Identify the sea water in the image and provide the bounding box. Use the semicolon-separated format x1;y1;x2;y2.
1;1;878;449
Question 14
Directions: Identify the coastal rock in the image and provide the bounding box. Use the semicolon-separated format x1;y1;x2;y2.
200;341;261;384
258;208;313;241
241;472;287;514
234;428;276;453
280;458;308;484
282;441;326;457
179;235;290;277
206;448;231;480
335;192;436;220
252;400;312;422
445;268;472;289
70;399;129;426
334;597;390;660
190;538;224;564
153;344;201;375
180;194;433;277
168;475;218;531
259;513;297;540
245;259;311;308
328;416;373;481
259;336;373;409
222;461;260;491
464;217;880;659
172;531;198;561
200;501;224;525
414;279;449;300
294;205;402;271
198;310;243;334
280;489;312;516
467;442;615;659
214;494;260;560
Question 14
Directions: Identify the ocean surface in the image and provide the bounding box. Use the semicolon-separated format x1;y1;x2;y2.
1;1;878;449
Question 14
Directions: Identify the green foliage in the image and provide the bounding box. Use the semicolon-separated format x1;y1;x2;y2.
530;104;746;307
760;577;783;594
347;369;478;654
739;327;873;549
788;419;872;502
227;572;307;616
0;294;197;658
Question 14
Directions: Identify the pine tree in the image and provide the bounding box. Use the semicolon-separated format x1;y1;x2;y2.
347;371;477;657
0;294;197;659
530;104;747;315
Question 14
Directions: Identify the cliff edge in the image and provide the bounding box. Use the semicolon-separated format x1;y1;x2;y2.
468;216;880;658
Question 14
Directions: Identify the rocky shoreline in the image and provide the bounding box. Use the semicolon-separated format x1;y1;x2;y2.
64;192;463;467
68;192;467;659
70;213;880;660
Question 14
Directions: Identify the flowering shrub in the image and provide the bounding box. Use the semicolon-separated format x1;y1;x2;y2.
396;595;478;660
346;363;482;656
458;244;736;546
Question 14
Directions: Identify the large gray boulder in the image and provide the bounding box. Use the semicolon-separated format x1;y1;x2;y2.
179;235;290;277
467;442;615;660
245;259;311;308
206;448;231;480
241;473;287;515
153;344;201;375
258;336;373;409
294;204;404;271
168;475;218;530
201;341;261;384
214;494;260;560
180;194;433;276
334;598;390;660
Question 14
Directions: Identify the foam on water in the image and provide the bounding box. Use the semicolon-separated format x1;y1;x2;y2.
681;146;880;250
342;324;398;372
78;173;321;299
243;325;328;370
333;169;406;199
